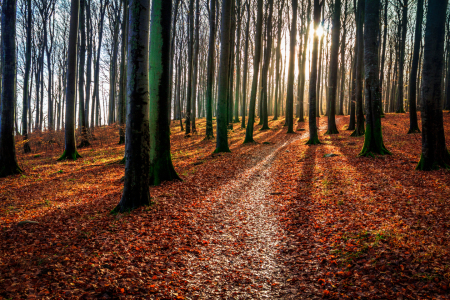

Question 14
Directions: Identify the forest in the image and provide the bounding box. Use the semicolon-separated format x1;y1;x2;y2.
1;0;450;297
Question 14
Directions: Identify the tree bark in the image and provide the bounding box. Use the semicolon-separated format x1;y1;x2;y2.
22;0;32;153
0;0;23;177
243;0;264;143
58;0;82;161
326;0;340;134
407;0;422;133
395;0;408;113
351;0;365;137
416;0;450;170
206;0;217;138
360;0;390;156
286;0;298;134
214;0;233;151
113;0;151;212
260;0;275;130
306;0;321;144
241;1;250;128
148;0;180;185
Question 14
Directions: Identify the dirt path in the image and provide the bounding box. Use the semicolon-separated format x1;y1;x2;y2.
183;134;306;299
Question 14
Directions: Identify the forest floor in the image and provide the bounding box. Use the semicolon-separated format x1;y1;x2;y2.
1;113;450;299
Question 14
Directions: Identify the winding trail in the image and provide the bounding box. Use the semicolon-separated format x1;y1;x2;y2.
183;133;306;299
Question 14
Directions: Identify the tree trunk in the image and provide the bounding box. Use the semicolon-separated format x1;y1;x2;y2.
241;1;250;128
118;0;127;144
113;0;151;212
416;0;450;170
378;0;388;115
407;0;422;133
395;0;407;113
22;0;32;153
326;0;340;134
261;0;275;130
243;0;264;143
306;0;321;144
191;0;200;133
234;0;242;123
58;0;82;161
185;0;194;135
214;0;233;152
0;0;22;177
338;0;347;115
78;0;91;148
206;0;217;138
285;0;298;134
351;0;365;137
360;0;390;156
148;0;180;185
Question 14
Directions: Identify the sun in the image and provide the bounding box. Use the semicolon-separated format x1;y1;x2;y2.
316;25;324;37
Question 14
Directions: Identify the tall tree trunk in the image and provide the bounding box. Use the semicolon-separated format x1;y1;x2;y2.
234;0;242;123
338;0;347;115
78;0;90;148
85;0;92;129
0;0;22;177
58;0;82;161
243;0;264;143
395;0;407;113
326;0;340;134
298;0;311;122
378;0;388;115
306;0;321;144
91;0;107;130
261;0;275;130
241;1;250;128
191;0;200;133
109;6;121;125
118;0;127;144
113;0;151;212
360;0;390;156
206;0;216;138
148;0;180;185
285;0;298;134
351;0;365;137
407;0;422;133
416;0;450;170
214;0;233;152
185;0;194;135
22;0;32;153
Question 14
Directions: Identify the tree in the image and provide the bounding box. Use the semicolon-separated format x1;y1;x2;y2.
241;0;250;129
416;0;450;170
148;0;180;186
407;0;422;134
233;0;242;124
113;0;151;212
214;0;233;152
205;0;216;139
260;0;275;130
117;0;128;144
306;0;321;144
359;0;391;157
274;0;285;121
191;0;200;133
58;0;82;161
0;0;23;177
395;0;408;113
326;0;340;135
243;0;264;143
286;0;298;134
351;0;365;137
185;0;194;136
338;0;347;116
78;0;90;148
22;0;32;153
